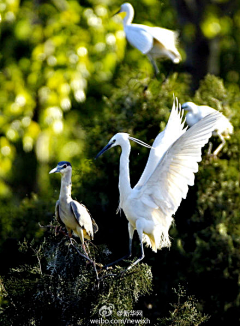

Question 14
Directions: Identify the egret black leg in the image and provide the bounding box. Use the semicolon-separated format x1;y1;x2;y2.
126;221;145;270
127;240;144;270
104;238;132;269
162;61;174;84
213;133;226;156
104;223;135;269
147;54;159;78
207;142;213;156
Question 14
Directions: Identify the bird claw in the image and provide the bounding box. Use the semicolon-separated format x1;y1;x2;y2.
208;153;218;160
211;154;218;159
95;262;104;268
55;226;67;236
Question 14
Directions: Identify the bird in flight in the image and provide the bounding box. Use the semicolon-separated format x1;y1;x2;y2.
96;98;222;269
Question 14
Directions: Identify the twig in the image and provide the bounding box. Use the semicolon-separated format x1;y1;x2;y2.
0;278;18;312
31;247;43;275
98;273;118;281
39;223;100;286
69;240;100;287
38;223;68;236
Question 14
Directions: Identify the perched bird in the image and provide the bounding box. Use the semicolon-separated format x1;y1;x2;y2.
116;2;181;75
96;99;222;269
49;161;98;257
182;101;233;156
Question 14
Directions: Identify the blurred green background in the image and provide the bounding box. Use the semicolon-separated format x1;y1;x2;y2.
0;0;240;325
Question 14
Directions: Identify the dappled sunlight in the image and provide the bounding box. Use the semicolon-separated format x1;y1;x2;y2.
0;0;125;200
0;1;240;325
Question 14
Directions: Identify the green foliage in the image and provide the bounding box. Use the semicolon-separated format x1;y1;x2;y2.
0;236;152;325
0;0;125;198
84;71;240;326
0;194;52;249
95;69;190;145
157;285;210;326
0;71;239;325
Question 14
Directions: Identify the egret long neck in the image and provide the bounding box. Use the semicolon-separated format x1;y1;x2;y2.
60;170;72;200
119;141;132;204
123;6;134;26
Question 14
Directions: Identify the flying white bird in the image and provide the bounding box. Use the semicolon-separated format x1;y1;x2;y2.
49;161;98;258
182;102;233;156
96;99;222;269
116;2;181;75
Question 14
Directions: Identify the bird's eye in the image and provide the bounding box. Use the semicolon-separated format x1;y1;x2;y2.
112;139;116;143
63;164;67;168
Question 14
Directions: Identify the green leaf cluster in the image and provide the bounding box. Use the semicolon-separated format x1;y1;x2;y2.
0;236;152;325
158;285;210;326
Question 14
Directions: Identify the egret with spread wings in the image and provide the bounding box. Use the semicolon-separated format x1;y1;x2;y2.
96;99;222;269
116;2;181;75
49;161;98;257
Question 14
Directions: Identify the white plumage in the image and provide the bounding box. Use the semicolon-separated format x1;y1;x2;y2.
116;2;181;75
182;101;233;156
96;98;223;269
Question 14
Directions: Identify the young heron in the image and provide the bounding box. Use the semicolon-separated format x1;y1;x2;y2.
49;161;98;257
96;99;223;269
116;2;181;75
182;101;233;156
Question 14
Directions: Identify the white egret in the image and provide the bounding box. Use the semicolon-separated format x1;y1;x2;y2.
96;99;222;269
49;161;98;258
116;2;181;75
182;101;233;156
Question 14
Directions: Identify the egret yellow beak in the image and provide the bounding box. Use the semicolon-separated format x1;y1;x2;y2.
112;9;126;19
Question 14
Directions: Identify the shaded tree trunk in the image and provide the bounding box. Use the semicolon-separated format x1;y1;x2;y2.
171;0;210;91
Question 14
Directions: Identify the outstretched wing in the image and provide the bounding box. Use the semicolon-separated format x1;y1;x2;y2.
136;111;222;218
135;99;187;190
198;105;233;135
198;105;216;119
125;24;153;54
70;201;94;239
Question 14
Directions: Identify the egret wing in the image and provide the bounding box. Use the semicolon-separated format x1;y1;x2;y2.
70;201;94;238
125;24;153;54
147;26;179;50
55;200;65;227
198;106;233;134
198;105;216;119
135;99;187;190
137;111;222;218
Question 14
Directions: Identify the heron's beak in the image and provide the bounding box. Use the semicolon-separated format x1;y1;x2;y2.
95;142;113;159
181;104;188;111
49;166;60;174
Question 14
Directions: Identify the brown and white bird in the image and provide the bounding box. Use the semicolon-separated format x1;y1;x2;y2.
49;161;98;256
